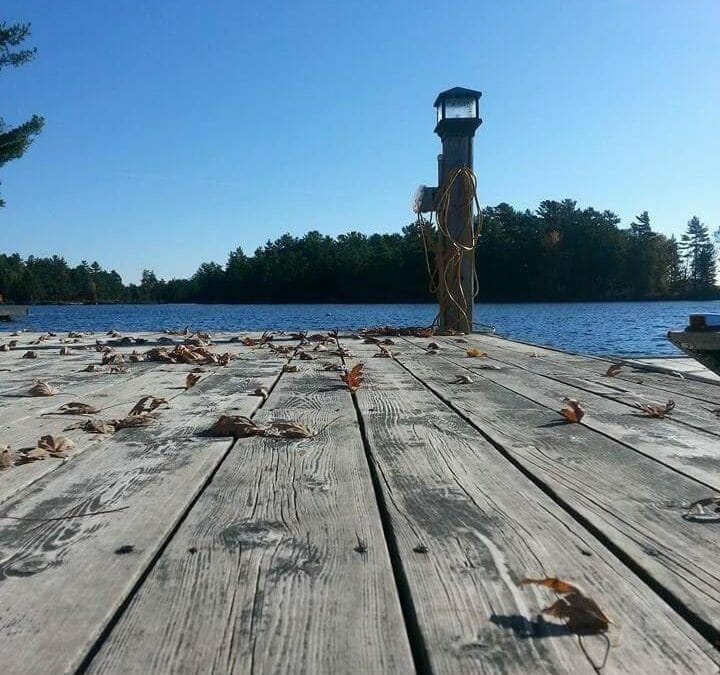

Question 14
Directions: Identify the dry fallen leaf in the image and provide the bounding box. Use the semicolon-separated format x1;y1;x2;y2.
29;381;58;397
466;348;487;358
519;577;610;634
605;363;623;377
59;346;73;356
452;374;473;384
252;387;269;400
128;396;169;417
0;344;9;352
0;445;13;470
283;364;299;373
298;351;314;361
57;402;100;415
186;373;202;390
342;363;364;392
427;342;441;350
77;419;117;434
17;447;49;463
22;350;38;359
323;363;343;372
634;399;675;418
685;496;720;520
373;346;393;359
208;415;315;439
113;415;156;430
37;435;75;458
560;397;585;423
82;364;102;372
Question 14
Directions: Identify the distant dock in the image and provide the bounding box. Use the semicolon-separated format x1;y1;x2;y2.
0;329;720;672
0;305;27;321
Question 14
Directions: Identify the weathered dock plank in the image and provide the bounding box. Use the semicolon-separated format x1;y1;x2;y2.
387;340;720;646
0;348;294;674
85;354;413;675
344;343;717;673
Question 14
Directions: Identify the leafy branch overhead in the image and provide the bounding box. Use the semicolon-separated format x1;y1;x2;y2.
0;20;44;207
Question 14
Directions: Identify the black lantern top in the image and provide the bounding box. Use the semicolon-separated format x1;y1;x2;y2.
434;86;482;137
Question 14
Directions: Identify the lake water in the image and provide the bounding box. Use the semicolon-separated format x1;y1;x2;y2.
0;301;713;357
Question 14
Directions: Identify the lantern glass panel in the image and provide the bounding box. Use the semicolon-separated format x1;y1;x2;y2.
444;97;476;119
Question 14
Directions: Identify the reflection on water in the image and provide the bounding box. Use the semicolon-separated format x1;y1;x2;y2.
2;300;717;357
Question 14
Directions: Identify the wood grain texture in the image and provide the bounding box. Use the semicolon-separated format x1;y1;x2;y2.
0;349;293;674
343;342;717;673
465;333;720;406
86;354;413;675
419;337;720;488
387;340;720;646
444;334;720;437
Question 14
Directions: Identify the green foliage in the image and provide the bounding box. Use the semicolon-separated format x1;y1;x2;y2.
0;199;715;304
0;19;44;207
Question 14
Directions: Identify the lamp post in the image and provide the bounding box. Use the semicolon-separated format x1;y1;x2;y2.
416;87;482;333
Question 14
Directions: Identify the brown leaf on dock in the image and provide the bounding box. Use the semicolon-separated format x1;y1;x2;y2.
57;402;100;415
323;363;343;372
298;351;314;361
83;364;102;372
427;341;441;350
37;435;75;458
342;363;364;392
685;496;720;520
59;346;73;356
17;447;49;463
22;350;38;359
208;415;315;439
112;415;156;430
452;374;473;384
252;387;269;400
128;396;169;417
241;337;258;346
72;419;117;434
466;348;487;358
283;364;299;373
519;577;610;634
373;346;393;358
8;339;18;348
560;397;585;423
0;344;9;352
185;373;202;390
102;352;125;366
634;399;675;418
29;381;58;397
605;363;623;377
0;445;13;470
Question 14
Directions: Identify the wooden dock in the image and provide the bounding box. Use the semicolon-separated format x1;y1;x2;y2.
1;329;720;673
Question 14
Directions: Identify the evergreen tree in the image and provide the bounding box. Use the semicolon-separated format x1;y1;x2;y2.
0;20;44;207
680;216;716;292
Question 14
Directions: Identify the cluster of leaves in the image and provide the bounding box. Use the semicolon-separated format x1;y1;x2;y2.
1;435;75;468
208;415;314;440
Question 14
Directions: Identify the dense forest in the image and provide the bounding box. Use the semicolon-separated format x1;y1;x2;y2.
0;200;717;304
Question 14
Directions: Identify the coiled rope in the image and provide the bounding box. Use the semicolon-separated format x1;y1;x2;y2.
417;166;482;332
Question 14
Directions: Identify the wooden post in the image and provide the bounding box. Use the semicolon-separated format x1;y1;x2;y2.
437;135;475;333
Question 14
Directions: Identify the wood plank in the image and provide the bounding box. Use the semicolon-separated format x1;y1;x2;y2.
84;353;414;675
0;349;276;506
414;338;720;488
440;335;720;439
469;334;720;406
340;342;716;673
383;340;720;646
0;348;295;674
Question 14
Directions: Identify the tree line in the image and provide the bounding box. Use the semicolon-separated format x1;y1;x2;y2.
0;200;717;304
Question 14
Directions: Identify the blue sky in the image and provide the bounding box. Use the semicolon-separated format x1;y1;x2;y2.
2;0;719;283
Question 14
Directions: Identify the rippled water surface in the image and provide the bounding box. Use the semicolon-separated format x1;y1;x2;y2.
1;301;715;356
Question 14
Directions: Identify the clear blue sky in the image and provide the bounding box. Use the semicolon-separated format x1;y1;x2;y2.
2;0;719;283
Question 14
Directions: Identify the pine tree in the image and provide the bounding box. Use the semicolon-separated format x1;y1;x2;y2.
680;216;716;292
0;20;44;207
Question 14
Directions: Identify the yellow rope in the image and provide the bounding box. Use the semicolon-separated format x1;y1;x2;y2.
417;166;482;332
